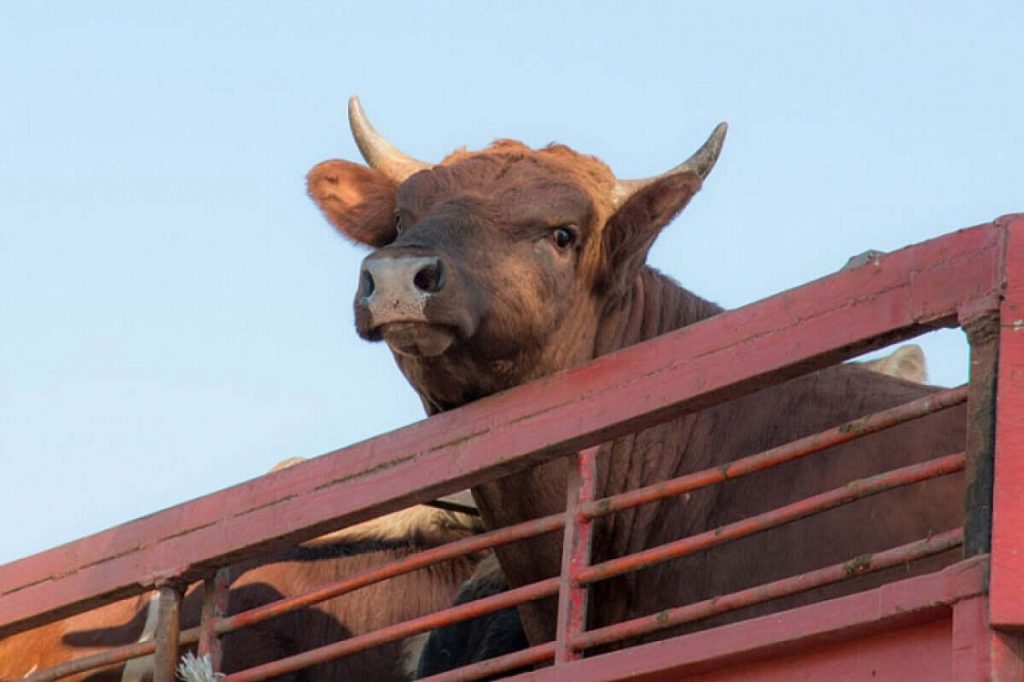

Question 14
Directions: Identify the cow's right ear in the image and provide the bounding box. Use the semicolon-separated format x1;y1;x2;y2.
306;160;398;247
597;170;703;295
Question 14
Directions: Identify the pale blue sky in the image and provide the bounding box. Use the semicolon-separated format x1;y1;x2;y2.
2;2;1021;563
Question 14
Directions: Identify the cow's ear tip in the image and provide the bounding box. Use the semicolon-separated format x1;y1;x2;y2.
596;169;705;296
306;160;398;247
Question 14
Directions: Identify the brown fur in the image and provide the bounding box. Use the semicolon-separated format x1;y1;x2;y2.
309;131;966;652
0;595;153;681
211;543;478;680
307;160;398;247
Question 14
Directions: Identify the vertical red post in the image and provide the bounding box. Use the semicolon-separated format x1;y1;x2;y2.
961;308;1000;558
991;214;1024;628
953;595;1024;681
198;568;231;672
555;446;599;664
153;582;184;682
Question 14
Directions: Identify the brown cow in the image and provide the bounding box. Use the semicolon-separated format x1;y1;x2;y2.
306;98;966;654
0;459;482;681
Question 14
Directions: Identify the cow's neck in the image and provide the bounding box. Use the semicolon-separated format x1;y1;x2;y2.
468;266;724;642
597;267;723;354
462;266;723;533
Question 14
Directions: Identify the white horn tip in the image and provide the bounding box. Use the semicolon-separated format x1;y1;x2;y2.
344;96;431;182
348;95;363;118
709;122;729;150
348;96;369;135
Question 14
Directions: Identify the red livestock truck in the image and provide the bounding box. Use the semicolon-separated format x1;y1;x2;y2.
2;215;1023;681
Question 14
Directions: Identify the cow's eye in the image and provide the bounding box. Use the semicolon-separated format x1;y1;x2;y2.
551;227;576;249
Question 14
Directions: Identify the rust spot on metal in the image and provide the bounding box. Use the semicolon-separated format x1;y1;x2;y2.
837;411;878;437
843;553;873;577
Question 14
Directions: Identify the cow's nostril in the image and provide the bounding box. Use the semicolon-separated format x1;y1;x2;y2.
413;259;445;294
360;269;375;301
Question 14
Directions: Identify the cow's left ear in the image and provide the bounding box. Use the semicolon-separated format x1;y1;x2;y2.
598;170;702;294
307;160;399;247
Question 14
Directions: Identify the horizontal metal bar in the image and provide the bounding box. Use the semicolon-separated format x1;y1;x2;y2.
224;455;963;680
28;628;203;682
2;223;1002;637
417;642;557;682
26;513;566;681
21;429;970;680
572;528;964;651
25;444;967;680
26;640;158;682
29;452;963;681
581;386;968;521
212;513;563;637
577;453;965;585
223;578;561;682
539;555;986;682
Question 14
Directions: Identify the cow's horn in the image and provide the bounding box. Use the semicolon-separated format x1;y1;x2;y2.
348;96;430;183
611;122;728;208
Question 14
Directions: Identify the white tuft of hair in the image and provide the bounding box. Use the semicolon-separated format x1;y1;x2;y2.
859;344;928;383
175;652;224;682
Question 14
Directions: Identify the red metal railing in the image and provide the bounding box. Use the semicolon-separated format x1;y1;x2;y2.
4;215;1024;681
20;385;970;681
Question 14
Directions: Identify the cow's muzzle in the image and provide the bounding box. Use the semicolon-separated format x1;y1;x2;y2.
355;252;469;357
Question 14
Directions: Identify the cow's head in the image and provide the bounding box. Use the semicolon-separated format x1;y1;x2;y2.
308;98;725;411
